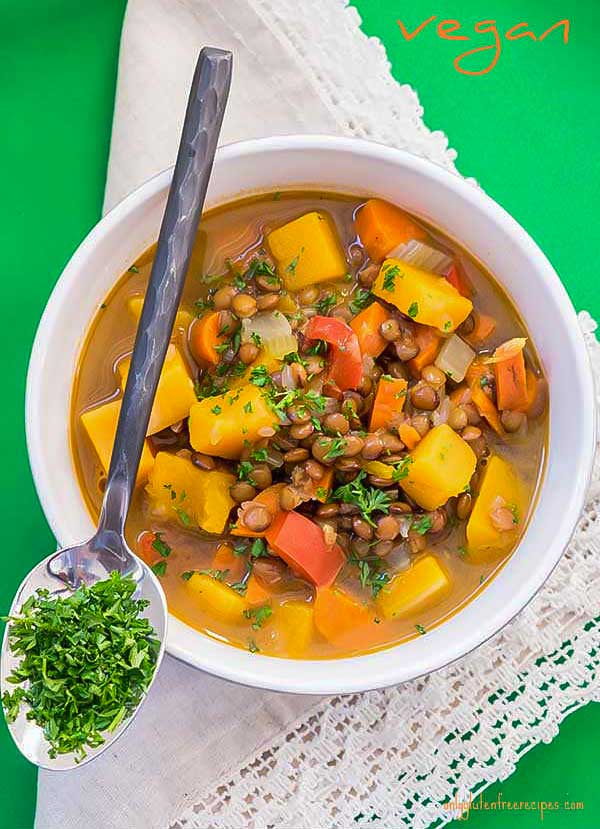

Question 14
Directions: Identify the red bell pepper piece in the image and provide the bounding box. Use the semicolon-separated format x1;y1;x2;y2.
265;510;345;587
445;263;472;298
304;315;363;390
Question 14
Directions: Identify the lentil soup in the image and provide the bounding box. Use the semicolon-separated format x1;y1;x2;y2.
70;192;548;659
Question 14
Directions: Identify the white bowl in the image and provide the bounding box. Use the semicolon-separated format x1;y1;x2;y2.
26;136;595;694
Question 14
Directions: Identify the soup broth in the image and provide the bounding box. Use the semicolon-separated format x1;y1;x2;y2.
71;191;547;659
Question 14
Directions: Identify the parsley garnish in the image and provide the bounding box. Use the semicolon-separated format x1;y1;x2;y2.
411;514;433;535
382;264;400;292
249;365;272;388
407;301;419;319
322;437;348;461
415;624;427;635
238;461;256;484
315;293;337;315
151;560;167;577
250;538;269;559
1;573;159;760
128;265;140;274
348;288;373;315
348;552;390;598
332;470;391;526
243;604;273;630
211;404;222;415
152;533;171;558
391;457;413;482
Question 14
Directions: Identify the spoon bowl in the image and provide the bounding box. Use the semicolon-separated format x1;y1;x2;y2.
1;549;167;770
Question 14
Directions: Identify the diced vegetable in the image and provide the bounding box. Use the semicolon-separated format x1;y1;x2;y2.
145;452;235;534
265;511;345;587
485;337;527;364
376;554;450;620
466;313;496;346
398;423;422;450
349;300;389;358
314;587;378;650
273;602;314;657
399;424;476;510
232;483;285;537
80;399;154;483
355;199;427;262
408;324;443;378
387;239;453;274
190;311;227;366
304;315;363;391
245;575;271;605
241;311;297;361
517;369;547;417
267;211;347;290
492;340;528;411
309;467;335;502
434;334;475;383
212;543;246;582
189;384;277;459
117;344;197;435
466;456;525;561
444;263;472;297
186;573;248;623
373;259;473;334
369;376;408;431
467;363;505;436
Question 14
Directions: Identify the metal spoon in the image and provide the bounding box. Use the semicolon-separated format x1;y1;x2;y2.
1;47;233;770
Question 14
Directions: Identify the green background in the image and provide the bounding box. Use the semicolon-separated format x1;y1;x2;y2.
0;1;597;827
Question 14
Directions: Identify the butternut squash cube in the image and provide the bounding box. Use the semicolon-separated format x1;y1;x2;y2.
314;587;378;651
80;399;154;483
186;573;248;623
189;383;277;459
376;554;451;620
400;424;476;510
466;455;525;562
267;211;347;291
372;258;472;333
117;344;197;436
273;601;314;657
145;451;235;534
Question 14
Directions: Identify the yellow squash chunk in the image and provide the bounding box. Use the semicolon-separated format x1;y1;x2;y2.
145;451;235;534
372;258;472;333
466;455;526;562
377;554;451;620
127;295;194;331
189;383;277;459
273;601;314;657
186;573;248;623
400;424;476;510
80;399;154;483
117;344;197;436
267;211;347;291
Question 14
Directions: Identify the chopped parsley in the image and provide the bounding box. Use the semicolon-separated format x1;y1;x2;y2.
382;264;400;292
249;365;272;388
411;514;433;535
237;461;256;484
250;448;268;462
392;457;413;482
407;301;419;319
348;288;373;315
286;248;304;275
315;293;337;315
1;573;159;760
322;437;348;461
332;470;392;526
151;560;167;577
152;533;171;558
211;404;222;415
243;400;254;414
128;265;140;274
415;624;427;635
243;604;273;630
250;538;269;559
348;552;390;598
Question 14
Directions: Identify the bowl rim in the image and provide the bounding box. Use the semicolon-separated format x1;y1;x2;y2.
25;135;596;694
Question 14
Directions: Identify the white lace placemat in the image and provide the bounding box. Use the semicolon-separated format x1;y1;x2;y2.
37;1;599;828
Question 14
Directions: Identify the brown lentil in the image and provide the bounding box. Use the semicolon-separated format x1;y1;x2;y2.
231;293;257;318
361;433;384;459
256;293;280;311
380;318;401;341
461;425;483;442
324;412;350;434
279;485;302;511
410;382;439;410
501;409;526;433
342;435;365;456
283;447;310;463
375;515;400;541
213;285;237;310
352;516;374;540
304;459;325;480
191;452;216;471
421;364;446;389
456;492;472;520
448;406;468;431
239;342;259;364
411;414;431;437
290;422;314;440
241;504;272;533
316;503;340;519
230;481;257;503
